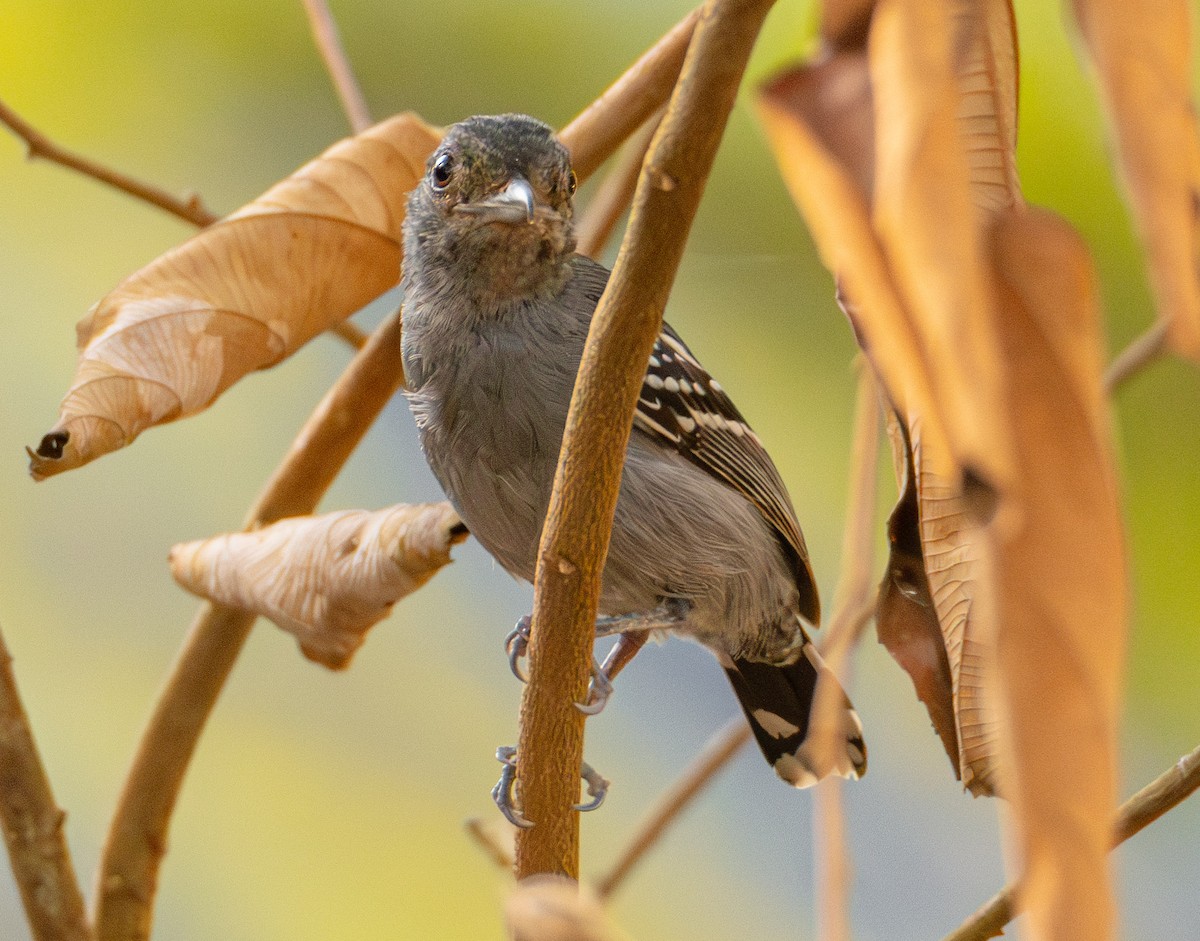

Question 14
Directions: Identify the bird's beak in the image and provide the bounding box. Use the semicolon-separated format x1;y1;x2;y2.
459;177;537;225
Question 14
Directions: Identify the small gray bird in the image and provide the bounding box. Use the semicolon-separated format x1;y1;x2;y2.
401;113;866;796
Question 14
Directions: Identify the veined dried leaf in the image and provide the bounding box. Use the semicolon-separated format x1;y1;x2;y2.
169;502;466;670
29;113;441;480
876;412;959;774
869;0;1014;501
757;72;955;480
505;877;628;941
1071;0;1200;360
953;0;1021;214
987;207;1127;941
908;417;1000;796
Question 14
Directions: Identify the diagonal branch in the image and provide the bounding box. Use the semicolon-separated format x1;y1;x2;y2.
301;0;373;133
513;0;780;881
0;98;218;227
92;309;407;941
942;742;1200;941
0;625;92;941
1104;319;1170;392
594;716;751;900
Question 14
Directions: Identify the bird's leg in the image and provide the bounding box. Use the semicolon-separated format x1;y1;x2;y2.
579;599;692;714
491;745;611;828
506;600;691;713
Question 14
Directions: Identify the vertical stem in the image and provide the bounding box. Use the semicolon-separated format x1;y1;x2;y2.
0;627;92;941
513;0;779;880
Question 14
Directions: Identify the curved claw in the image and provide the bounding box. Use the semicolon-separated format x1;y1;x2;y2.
504;616;532;683
575;658;614;715
492;745;534;829
574;760;610;813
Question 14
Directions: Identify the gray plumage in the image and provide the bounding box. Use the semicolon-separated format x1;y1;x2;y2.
401;114;865;786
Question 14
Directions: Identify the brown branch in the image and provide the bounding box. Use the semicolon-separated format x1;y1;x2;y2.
942;742;1200;941
513;0;779;881
0;98;219;227
811;363;881;941
575;112;663;260
1104;319;1170;392
465;818;515;873
93;309;407;941
329;319;369;351
595;717;751;900
301;0;373;133
558;7;700;181
0;626;92;941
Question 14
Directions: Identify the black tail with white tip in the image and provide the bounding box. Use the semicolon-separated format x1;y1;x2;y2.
722;643;867;787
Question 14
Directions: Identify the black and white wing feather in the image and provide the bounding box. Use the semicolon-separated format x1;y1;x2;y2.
633;324;820;624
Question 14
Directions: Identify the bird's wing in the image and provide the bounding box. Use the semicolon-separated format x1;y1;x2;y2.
633;322;820;624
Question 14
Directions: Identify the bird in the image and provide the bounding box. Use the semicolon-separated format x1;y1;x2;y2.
400;114;866;817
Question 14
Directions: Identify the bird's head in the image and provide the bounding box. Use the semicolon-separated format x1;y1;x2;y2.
403;114;578;307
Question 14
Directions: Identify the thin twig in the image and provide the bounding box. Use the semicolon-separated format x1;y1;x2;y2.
329;319;369;350
301;0;373;133
942;743;1200;941
595;717;750;900
0;98;218;227
93;310;407;941
1103;319;1169;392
811;363;881;941
575;112;663;260
558;7;701;181
465;818;515;873
514;0;779;881
0;626;92;941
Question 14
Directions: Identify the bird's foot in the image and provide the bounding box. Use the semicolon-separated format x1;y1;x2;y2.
504;616;532;683
491;745;610;828
506;615;618;715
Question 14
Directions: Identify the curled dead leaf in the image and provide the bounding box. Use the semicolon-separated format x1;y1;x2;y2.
29;113;441;480
1070;0;1200;361
169;502;466;669
505;876;627;941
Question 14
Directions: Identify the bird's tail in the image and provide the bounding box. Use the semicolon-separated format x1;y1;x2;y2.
721;641;867;787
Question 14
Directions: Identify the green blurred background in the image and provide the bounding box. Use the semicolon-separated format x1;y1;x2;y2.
1;1;1197;939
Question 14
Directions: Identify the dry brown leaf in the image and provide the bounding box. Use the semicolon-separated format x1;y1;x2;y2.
876;411;961;780
169;502;466;670
869;0;1014;502
1071;0;1200;361
987;207;1127;941
953;0;1021;214
757;73;955;480
505;877;627;941
29;113;441;480
820;0;876;50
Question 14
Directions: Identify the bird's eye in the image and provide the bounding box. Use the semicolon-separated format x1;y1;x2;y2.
567;170;578;196
431;153;454;190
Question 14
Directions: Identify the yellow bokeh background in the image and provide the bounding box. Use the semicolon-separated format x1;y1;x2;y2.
1;2;1198;939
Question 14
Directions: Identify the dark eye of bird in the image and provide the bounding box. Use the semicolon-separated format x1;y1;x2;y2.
567;170;578;196
431;153;454;190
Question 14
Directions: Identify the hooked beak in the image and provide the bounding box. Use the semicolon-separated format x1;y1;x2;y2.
458;177;537;225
